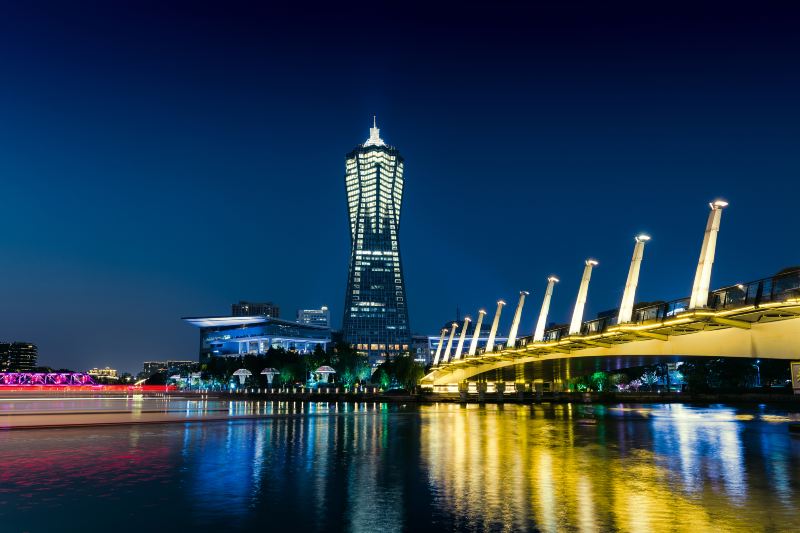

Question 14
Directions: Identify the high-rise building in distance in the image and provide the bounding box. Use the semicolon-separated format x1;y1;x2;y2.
342;119;411;365
297;306;330;328
0;342;38;372
232;301;279;318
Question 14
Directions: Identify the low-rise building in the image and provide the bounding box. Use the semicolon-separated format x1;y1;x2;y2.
183;315;331;362
87;367;119;380
232;301;280;318
297;306;330;327
143;361;167;377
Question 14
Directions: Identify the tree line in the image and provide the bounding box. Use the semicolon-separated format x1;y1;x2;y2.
148;343;425;391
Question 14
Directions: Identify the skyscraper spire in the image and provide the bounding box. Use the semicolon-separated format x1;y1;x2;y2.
364;116;385;147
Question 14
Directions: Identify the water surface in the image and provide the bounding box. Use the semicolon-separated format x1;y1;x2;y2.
0;400;798;532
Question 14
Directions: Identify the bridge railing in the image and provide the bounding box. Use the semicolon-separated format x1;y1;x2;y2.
438;269;800;365
543;325;569;342
709;268;800;309
633;297;690;323
582;315;616;334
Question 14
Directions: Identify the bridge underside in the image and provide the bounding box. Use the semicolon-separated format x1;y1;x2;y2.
422;301;800;388
465;355;688;385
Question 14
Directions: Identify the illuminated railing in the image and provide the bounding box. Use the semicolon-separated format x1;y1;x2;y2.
633;297;690;323
437;268;800;365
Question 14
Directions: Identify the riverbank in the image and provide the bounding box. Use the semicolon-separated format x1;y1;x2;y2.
216;389;800;406
1;389;798;406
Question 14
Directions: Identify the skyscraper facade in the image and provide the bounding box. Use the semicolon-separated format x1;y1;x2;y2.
342;120;411;365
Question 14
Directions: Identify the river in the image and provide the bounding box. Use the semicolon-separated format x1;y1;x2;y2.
0;399;798;532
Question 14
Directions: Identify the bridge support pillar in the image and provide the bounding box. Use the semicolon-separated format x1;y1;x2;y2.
485;300;506;353
569;259;599;335
458;381;469;402
476;381;487;402
441;322;459;363
515;382;526;401
467;309;487;356
690;200;727;309
495;381;506;402
534;276;559;341
506;291;529;348
453;317;471;360
618;234;650;323
432;328;447;366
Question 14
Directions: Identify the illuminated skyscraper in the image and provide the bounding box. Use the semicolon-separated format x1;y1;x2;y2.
342;119;411;364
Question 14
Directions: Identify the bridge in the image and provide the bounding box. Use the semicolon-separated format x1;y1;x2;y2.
421;200;800;392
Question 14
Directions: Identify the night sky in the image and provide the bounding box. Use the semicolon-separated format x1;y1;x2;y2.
1;1;798;373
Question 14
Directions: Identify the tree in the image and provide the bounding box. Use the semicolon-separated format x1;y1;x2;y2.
391;355;425;391
370;364;390;388
332;342;369;386
640;371;658;391
280;366;294;385
340;367;355;388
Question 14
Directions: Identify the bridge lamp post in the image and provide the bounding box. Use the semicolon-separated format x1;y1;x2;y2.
617;234;650;324
506;291;529;349
569;259;598;335
689;200;728;309
432;328;448;366
453;317;471;360
485;300;506;353
468;309;487;356
441;322;459;364
534;276;559;341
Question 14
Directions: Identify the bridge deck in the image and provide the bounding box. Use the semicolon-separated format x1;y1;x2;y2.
423;295;800;388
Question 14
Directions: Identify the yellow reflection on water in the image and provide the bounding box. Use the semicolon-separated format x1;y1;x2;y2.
419;403;789;532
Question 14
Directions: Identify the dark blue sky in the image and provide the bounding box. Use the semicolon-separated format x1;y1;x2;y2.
1;1;798;372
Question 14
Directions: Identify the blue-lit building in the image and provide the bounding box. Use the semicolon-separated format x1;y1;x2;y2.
342;119;411;365
183;316;331;362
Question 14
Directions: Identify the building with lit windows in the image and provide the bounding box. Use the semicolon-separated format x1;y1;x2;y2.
141;360;197;377
232;301;279;318
87;367;119;380
0;342;38;372
297;306;330;327
342;119;411;365
142;361;167;377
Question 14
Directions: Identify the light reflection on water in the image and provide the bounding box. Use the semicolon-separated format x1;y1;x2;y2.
0;401;799;532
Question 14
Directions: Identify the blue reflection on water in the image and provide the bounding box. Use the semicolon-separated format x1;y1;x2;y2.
0;401;799;532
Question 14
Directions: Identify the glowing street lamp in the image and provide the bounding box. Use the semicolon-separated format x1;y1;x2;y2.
618;234;650;324
485;300;506;353
533;276;559;341
506;291;529;348
453;316;472;361
689;200;728;309
233;368;252;385
569;259;598;335
467;309;487;356
432;328;448;366
441;322;459;363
